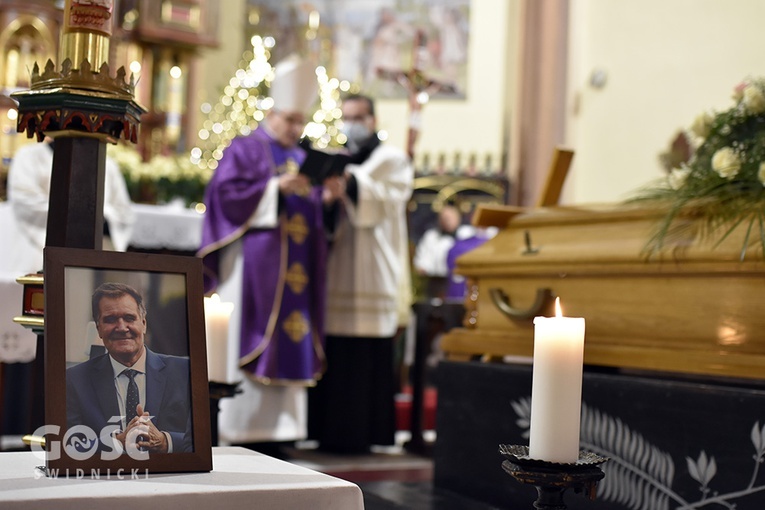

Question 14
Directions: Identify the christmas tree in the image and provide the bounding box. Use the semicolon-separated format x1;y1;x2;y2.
191;35;276;173
193;35;359;171
305;65;360;150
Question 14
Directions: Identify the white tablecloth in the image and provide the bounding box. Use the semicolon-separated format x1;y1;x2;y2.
0;201;206;258
0;446;365;510
129;202;205;251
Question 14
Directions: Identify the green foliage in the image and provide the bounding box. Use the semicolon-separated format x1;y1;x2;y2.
109;144;211;206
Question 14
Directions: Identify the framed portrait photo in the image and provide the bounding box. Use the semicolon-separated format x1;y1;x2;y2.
41;247;212;475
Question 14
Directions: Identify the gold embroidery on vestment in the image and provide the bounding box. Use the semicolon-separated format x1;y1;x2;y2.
286;213;308;244
286;262;308;294
281;158;299;175
283;311;309;342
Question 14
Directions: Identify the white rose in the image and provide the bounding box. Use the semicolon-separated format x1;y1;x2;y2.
668;166;691;190
759;162;765;186
743;84;765;114
690;111;714;139
711;147;741;179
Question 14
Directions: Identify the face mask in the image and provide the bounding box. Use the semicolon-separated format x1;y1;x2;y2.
341;121;373;152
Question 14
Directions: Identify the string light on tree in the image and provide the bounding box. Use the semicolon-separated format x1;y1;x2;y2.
192;35;276;172
194;34;360;164
304;66;359;149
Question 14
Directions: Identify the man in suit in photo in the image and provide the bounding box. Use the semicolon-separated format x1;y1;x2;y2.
66;282;193;454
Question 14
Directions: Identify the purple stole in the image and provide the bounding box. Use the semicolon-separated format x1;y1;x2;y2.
199;128;326;385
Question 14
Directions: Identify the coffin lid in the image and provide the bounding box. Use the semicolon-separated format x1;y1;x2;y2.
458;203;765;273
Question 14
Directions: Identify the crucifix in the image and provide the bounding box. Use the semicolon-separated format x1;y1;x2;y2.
376;28;457;160
375;28;460;455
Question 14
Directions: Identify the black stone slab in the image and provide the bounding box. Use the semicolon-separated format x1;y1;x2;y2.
360;481;502;510
435;360;765;510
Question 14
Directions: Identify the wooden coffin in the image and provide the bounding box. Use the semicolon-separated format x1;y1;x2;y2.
441;204;765;380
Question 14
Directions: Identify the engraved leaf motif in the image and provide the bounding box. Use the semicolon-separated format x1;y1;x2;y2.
751;421;765;457
580;403;676;510
510;398;678;510
510;399;531;439
687;451;717;486
752;421;762;453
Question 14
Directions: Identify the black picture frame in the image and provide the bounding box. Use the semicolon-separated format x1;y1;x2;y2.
42;246;212;475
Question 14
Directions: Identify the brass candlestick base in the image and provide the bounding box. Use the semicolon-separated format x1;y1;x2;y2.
499;445;608;510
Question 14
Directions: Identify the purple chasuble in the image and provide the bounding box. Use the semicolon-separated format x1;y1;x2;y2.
198;128;326;384
445;234;490;300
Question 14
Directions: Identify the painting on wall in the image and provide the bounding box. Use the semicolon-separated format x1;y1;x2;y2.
247;0;470;99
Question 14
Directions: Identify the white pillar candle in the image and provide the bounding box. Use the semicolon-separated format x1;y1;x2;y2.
528;298;586;463
204;293;234;383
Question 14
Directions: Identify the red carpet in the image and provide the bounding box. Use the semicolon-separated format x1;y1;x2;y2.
395;385;437;431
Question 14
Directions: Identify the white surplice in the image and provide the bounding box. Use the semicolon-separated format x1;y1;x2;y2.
325;144;413;337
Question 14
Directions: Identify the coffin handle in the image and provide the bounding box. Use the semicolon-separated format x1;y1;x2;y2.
489;287;555;321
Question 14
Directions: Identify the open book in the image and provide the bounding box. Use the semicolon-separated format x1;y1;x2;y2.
299;139;352;185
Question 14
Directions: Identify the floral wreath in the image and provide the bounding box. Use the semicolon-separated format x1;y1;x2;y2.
634;77;765;260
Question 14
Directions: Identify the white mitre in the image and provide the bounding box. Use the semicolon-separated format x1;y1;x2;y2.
269;54;317;114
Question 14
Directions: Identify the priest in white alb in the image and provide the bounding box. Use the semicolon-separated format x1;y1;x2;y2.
308;93;414;453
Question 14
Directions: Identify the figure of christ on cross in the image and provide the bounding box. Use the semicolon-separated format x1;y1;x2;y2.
376;28;457;160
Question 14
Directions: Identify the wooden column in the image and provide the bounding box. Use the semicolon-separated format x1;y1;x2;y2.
45;136;107;249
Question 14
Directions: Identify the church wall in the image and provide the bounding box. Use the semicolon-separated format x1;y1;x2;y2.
195;0;765;206
193;0;521;179
565;0;765;205
194;0;247;141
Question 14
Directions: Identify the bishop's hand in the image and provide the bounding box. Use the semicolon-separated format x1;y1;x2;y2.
322;175;346;204
279;173;311;196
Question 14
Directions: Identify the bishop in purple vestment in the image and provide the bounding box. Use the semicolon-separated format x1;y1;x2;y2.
198;56;351;444
197;56;335;389
199;124;328;385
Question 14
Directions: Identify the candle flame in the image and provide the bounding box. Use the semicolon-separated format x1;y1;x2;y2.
555;297;562;317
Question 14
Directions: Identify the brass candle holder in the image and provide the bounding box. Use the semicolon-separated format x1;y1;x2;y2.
499;444;608;510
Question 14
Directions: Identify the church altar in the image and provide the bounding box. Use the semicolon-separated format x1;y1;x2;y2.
0;447;364;510
129;202;205;252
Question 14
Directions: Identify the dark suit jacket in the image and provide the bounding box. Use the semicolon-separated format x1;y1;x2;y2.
66;347;193;453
